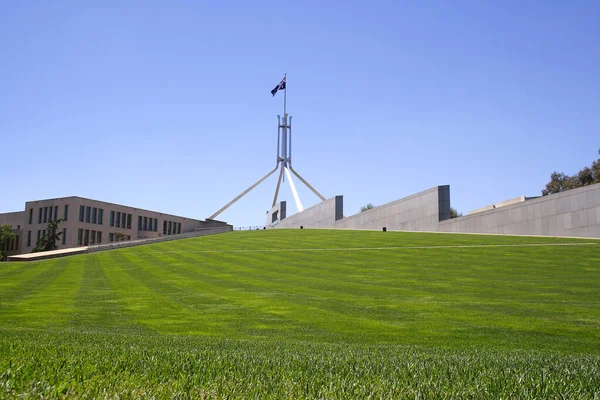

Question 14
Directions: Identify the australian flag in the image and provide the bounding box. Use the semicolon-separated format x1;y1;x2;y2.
271;77;286;96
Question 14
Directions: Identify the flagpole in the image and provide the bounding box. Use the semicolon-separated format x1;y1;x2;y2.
283;72;287;116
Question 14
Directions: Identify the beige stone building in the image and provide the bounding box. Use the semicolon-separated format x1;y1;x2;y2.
0;196;228;259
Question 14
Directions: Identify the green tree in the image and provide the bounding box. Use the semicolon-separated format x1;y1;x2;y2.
114;232;129;242
32;219;63;253
542;149;600;195
450;207;463;218
360;203;375;212
0;224;16;260
592;149;600;183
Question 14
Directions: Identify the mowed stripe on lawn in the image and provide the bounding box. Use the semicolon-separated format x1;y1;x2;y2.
1;257;84;328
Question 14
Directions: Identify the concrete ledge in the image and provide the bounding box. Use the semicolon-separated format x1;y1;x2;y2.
7;247;89;262
87;226;232;253
7;226;233;262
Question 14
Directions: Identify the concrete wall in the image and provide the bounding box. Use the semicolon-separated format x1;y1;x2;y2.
8;225;232;261
266;201;287;227
273;183;600;238
274;187;450;231
87;225;232;253
440;182;600;237
276;196;342;229
336;186;449;231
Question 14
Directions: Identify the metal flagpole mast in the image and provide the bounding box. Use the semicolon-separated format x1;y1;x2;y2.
283;73;287;116
282;73;287;183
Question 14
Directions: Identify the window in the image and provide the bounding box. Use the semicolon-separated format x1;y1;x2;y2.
43;207;48;223
92;208;97;224
153;218;158;232
42;230;46;238
143;217;148;231
79;205;85;222
64;205;69;221
127;214;132;229
98;209;103;225
54;206;58;222
62;228;67;245
110;211;115;227
28;209;33;224
38;208;42;223
37;230;41;242
121;213;126;229
163;220;167;234
116;212;121;228
48;206;52;222
168;221;172;235
109;233;114;243
127;235;131;241
97;231;102;244
138;216;142;230
90;230;96;245
178;223;181;234
15;235;19;250
27;231;31;247
78;229;83;246
85;206;91;223
84;230;89;245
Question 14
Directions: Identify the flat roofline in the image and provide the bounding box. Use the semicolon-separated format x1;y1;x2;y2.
0;211;24;216
24;196;201;221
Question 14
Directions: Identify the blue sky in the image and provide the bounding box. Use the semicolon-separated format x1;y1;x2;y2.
1;1;598;227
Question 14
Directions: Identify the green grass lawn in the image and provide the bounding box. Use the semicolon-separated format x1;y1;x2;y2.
1;229;599;398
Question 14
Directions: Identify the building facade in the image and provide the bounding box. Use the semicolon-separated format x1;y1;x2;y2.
0;196;228;258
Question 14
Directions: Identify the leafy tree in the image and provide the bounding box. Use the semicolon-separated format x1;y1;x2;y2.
32;219;63;253
592;151;600;184
114;232;129;242
542;149;600;195
450;207;463;218
0;224;16;260
360;203;375;212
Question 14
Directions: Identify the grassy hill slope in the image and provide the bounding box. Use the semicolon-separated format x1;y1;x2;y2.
1;230;599;398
